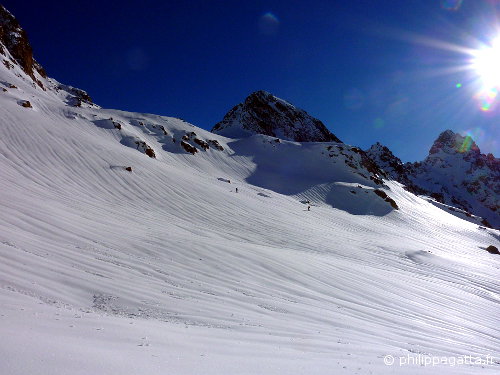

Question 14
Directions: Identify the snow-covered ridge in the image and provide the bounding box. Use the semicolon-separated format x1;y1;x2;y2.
1;6;500;375
212;90;342;142
367;130;499;228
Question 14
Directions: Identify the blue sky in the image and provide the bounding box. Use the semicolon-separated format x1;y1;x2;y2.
5;0;499;161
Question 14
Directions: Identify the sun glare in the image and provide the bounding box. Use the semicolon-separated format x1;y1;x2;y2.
473;37;500;88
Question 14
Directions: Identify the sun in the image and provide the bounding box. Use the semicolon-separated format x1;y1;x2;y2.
472;37;500;88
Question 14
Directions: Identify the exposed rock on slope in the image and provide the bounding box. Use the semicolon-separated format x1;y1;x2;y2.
0;5;94;107
0;5;46;87
56;83;93;106
367;130;500;228
366;142;407;181
1;4;493;226
212;90;342;142
365;142;425;195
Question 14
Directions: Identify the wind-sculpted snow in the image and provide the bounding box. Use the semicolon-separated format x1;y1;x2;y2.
1;9;500;375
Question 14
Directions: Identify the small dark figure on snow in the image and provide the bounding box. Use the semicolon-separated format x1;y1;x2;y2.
307;205;311;211
235;188;238;193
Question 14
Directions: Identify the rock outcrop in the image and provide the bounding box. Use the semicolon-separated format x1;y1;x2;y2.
212;90;342;143
0;5;46;87
367;130;500;228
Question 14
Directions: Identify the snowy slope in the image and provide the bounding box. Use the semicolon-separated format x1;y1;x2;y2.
1;7;500;375
367;132;500;228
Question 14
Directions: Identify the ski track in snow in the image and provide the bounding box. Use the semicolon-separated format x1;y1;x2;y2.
0;57;499;375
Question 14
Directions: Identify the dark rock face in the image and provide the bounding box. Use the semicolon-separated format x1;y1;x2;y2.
429;129;480;156
322;144;387;187
0;6;95;105
373;189;399;210
133;140;155;158
366;130;500;228
366;143;406;180
176;132;224;154
181;141;198;155
0;5;46;87
194;138;209;150
57;84;93;106
212;90;342;142
144;148;155;158
208;139;224;151
366;142;425;195
485;245;499;255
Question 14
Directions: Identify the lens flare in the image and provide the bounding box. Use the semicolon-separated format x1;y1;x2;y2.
441;0;464;11
476;87;498;111
472;37;500;88
458;135;473;152
462;127;485;147
373;118;385;129
470;35;500;111
258;12;280;35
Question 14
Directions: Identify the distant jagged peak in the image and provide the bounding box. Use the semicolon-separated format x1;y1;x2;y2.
0;4;46;87
0;4;14;19
365;141;408;182
367;141;397;157
212;90;342;143
366;142;403;165
363;131;498;227
248;90;293;105
429;129;480;156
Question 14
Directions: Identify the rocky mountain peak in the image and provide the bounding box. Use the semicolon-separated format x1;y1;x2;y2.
365;131;499;227
212;91;342;143
367;142;400;163
367;142;394;158
429;129;480;156
246;90;276;102
365;141;412;185
0;5;46;87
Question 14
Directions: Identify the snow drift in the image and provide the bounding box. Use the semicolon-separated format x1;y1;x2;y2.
0;6;499;375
